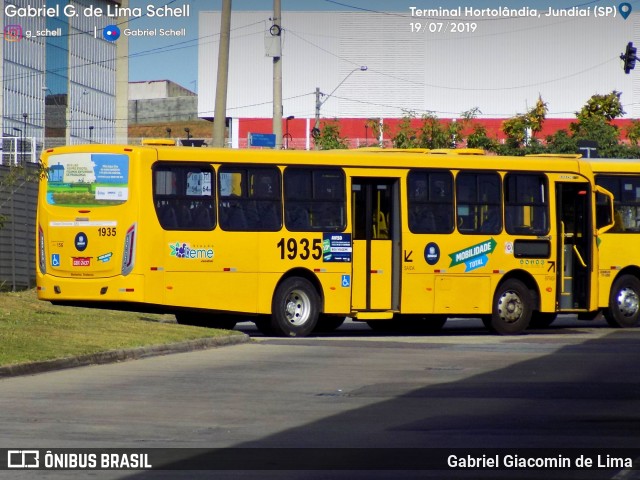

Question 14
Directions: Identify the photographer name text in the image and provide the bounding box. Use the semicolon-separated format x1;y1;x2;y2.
5;4;190;18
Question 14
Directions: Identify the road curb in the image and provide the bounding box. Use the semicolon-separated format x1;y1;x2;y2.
0;333;251;379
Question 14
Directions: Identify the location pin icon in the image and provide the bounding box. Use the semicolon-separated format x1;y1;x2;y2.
620;2;632;20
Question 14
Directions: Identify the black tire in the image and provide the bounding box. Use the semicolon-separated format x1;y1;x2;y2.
313;315;346;333
270;277;320;337
175;312;237;330
490;279;533;334
529;312;558;329
604;274;640;328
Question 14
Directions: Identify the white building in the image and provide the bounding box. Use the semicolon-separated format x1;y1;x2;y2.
199;10;640;124
1;0;129;150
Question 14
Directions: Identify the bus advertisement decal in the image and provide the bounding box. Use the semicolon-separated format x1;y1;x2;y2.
449;238;497;272
97;252;113;263
322;233;352;262
169;242;214;261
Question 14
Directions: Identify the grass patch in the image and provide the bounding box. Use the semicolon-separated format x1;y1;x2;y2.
0;290;237;367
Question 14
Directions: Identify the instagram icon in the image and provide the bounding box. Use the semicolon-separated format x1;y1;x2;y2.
4;25;23;42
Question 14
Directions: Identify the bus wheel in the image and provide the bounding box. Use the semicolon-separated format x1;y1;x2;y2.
271;277;320;337
491;279;533;334
529;313;557;329
314;315;346;333
604;275;640;328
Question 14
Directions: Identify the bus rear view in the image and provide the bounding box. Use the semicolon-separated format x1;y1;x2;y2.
36;147;140;304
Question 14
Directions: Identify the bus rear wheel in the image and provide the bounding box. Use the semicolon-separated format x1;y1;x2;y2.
270;277;320;337
604;274;640;328
490;279;533;335
175;312;237;330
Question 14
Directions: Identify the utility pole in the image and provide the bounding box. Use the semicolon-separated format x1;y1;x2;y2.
212;0;232;148
272;0;283;149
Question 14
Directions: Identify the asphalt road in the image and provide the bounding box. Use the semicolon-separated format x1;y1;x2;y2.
1;316;639;480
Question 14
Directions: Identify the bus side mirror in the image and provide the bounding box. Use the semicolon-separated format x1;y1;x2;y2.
594;185;615;236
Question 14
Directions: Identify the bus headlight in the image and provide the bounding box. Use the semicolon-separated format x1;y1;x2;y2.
38;224;46;274
121;223;137;276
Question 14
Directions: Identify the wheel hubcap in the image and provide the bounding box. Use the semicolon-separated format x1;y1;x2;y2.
497;290;523;323
284;289;310;326
616;287;640;318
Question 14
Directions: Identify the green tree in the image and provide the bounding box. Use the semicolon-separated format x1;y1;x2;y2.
466;123;497;151
314;120;349;150
391;112;418;149
545;129;578;154
625;120;640;146
527;96;548;139
576;90;625;122
416;112;451;149
501;115;528;148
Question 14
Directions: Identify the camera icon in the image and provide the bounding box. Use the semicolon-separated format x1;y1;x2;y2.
4;25;23;42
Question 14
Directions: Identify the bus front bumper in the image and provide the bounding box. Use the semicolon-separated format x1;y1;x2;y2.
36;273;145;303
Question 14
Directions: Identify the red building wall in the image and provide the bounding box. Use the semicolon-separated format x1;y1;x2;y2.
237;117;635;149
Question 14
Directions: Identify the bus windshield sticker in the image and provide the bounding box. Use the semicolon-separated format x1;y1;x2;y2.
322;233;352;262
448;238;497;272
186;171;212;196
47;153;129;206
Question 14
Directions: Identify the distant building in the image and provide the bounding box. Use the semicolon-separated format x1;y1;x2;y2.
129;80;199;124
0;0;129;289
1;0;129;150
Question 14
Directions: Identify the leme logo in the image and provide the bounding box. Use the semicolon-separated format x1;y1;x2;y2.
4;25;23;42
169;242;214;260
8;450;39;468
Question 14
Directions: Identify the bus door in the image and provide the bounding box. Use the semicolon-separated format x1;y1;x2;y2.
351;179;400;311
556;182;592;310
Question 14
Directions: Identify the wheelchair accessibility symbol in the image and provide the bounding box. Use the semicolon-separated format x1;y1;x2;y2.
341;275;351;288
51;254;60;267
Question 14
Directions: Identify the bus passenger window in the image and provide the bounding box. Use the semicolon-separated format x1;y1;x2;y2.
218;167;282;232
407;170;453;234
596;175;640;233
455;172;501;234
153;165;215;231
284;167;345;232
504;174;548;235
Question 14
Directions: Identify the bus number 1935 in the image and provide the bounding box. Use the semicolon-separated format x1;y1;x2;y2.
277;238;323;260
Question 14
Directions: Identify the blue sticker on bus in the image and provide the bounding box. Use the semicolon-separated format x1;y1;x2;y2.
75;232;88;252
51;254;60;267
322;233;352;262
341;275;351;287
424;243;440;265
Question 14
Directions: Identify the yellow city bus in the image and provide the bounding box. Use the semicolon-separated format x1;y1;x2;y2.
36;144;625;336
527;154;640;329
588;158;640;328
